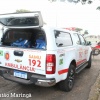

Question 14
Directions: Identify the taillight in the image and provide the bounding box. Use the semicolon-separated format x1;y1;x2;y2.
46;54;56;74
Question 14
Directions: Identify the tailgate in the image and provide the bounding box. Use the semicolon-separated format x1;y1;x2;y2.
0;47;46;75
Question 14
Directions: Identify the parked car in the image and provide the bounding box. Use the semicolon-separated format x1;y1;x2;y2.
95;42;100;49
0;12;92;92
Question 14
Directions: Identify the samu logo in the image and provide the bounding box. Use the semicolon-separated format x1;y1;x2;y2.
5;52;10;60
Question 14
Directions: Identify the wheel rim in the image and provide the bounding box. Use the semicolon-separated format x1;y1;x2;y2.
68;68;75;89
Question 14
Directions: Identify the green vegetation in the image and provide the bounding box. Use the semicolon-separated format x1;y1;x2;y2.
97;6;100;10
48;0;93;4
16;9;31;13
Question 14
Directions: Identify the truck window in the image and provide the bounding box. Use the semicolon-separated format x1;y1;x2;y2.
54;30;72;47
0;17;39;26
73;33;80;45
2;29;46;49
79;35;86;45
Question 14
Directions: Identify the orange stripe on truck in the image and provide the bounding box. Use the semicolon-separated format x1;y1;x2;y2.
58;59;87;75
58;68;69;75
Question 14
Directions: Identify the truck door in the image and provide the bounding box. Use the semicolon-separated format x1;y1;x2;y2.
78;34;88;62
73;33;85;66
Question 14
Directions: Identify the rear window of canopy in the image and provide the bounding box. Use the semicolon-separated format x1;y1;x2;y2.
0;17;39;26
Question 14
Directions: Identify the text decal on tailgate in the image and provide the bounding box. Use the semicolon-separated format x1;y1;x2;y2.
29;59;41;67
5;63;35;72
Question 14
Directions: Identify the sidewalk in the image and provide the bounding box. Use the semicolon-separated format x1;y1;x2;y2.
88;55;100;100
88;73;100;100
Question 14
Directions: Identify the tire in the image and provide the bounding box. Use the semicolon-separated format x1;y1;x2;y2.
92;49;99;55
59;64;75;92
99;49;100;54
86;53;92;68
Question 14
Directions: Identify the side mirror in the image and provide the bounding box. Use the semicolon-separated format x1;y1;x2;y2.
86;41;91;45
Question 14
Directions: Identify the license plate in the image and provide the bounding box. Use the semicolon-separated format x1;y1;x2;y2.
14;70;27;79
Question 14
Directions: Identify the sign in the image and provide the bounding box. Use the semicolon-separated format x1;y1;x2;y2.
0;50;3;56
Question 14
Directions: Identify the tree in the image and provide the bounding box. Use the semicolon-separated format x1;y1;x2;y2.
16;9;31;13
75;28;83;32
83;30;89;36
97;6;100;10
48;0;93;4
48;0;57;2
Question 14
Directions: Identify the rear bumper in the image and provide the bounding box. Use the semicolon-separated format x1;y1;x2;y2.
0;67;56;87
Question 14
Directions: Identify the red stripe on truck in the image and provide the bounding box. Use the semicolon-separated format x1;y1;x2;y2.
58;68;69;75
76;59;87;66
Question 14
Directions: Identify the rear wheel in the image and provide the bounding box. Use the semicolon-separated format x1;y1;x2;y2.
59;64;75;92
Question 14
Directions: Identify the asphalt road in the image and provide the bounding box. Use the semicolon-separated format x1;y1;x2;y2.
0;55;100;100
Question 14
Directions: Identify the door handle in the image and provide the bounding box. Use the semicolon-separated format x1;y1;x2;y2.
14;50;23;56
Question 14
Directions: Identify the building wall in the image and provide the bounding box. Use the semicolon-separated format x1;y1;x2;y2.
85;35;100;43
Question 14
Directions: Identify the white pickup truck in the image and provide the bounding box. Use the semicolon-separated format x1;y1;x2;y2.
0;12;92;92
